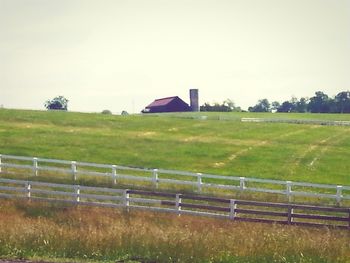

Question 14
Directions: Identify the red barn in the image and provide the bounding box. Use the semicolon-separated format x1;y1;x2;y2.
142;96;191;113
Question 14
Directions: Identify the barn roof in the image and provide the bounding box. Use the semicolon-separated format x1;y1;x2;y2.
146;96;179;108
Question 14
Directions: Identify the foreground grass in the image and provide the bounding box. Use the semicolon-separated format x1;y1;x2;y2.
1;109;350;186
0;199;349;263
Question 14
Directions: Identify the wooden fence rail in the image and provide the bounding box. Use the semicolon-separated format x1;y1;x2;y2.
0;178;349;229
1;154;349;204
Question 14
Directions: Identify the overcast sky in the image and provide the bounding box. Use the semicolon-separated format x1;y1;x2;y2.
0;0;349;113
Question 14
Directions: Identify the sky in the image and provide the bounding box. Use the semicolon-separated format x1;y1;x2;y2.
0;0;349;113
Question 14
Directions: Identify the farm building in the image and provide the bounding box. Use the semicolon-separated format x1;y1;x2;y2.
142;96;191;113
142;89;199;113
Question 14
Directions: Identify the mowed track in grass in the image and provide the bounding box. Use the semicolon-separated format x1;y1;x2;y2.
1;109;350;185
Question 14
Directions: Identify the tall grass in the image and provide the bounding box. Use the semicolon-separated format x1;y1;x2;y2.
0;200;349;263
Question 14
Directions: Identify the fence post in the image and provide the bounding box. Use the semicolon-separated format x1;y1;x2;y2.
112;165;117;185
71;161;77;181
124;189;130;208
0;154;2;173
25;182;31;199
197;173;202;192
229;199;237;220
152;169;159;189
287;205;293;225
239;177;245;191
75;185;80;203
286;181;292;202
336;186;343;205
175;194;182;215
33;157;38;176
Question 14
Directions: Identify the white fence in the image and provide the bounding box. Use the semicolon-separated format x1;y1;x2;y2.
241;117;350;126
0;178;349;229
0;154;349;204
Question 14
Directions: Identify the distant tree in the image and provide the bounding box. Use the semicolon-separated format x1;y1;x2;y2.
121;110;129;115
248;99;271;112
277;101;294;112
307;91;330;113
45;96;68;111
328;98;338;113
334;91;350;113
102;109;112;114
295;97;308;113
200;102;230;112
271;101;280;112
224;99;242;112
200;99;241;112
200;102;211;112
276;97;307;113
223;99;234;110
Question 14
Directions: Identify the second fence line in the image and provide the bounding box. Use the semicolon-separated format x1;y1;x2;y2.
0;177;349;229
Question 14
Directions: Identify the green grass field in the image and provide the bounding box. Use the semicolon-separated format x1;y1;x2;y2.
1;108;350;186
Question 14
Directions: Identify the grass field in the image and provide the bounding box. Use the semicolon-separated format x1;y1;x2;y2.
1;109;350;185
0;199;349;263
1;109;350;263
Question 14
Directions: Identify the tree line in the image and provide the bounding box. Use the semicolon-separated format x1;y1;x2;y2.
249;91;350;113
200;99;242;112
46;91;350;114
201;91;350;113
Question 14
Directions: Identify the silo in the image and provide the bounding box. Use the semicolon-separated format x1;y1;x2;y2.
189;89;199;112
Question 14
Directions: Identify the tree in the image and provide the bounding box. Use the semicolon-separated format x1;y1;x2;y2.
45;96;69;111
334;91;350;113
295;97;308;113
102;109;112;114
200;99;241;112
277;101;294;112
200;102;231;112
271;101;280;112
248;99;271;112
307;91;330;113
276;97;308;113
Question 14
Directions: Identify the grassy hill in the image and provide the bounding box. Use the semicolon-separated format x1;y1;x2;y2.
1;109;350;186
